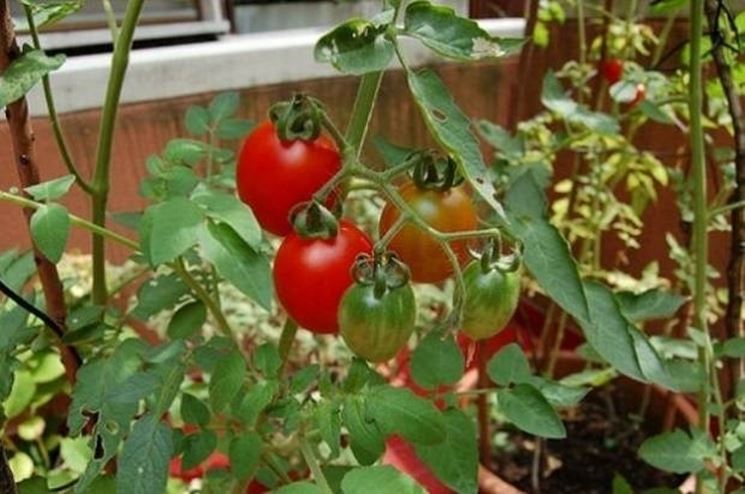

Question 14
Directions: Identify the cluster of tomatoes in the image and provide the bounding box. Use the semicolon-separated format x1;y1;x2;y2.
236;116;521;363
600;58;646;107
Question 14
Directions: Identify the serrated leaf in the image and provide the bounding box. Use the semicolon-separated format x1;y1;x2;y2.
343;396;385;465
315;19;394;75
180;393;210;427
116;414;172;494
341;466;425;494
229;432;262;481
164;139;208;167
30;203;70;263
167;301;207;339
639;429;714;474
415;409;478;494
497;383;565;438
410;333;464;390
373;136;415;169
232;381;276;426
403;1;521;60
407;68;505;218
316;401;342;458
209;349;245;412
131;273;189;320
192;189;262;248
185;106;210;136
199;222;273;311
140;197;203;265
486;343;531;386
182;430;217;469
24;175;75;201
367;386;445;445
19;0;82;29
0;50;65;107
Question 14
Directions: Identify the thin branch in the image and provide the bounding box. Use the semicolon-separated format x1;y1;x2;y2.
704;0;745;415
0;0;78;383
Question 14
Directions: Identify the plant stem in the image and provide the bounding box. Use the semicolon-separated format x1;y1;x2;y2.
476;342;492;468
101;0;119;41
173;258;233;336
300;440;333;494
688;0;711;492
278;318;298;364
374;214;406;253
345;71;384;159
22;5;94;194
90;0;145;305
652;8;680;67
704;0;745;418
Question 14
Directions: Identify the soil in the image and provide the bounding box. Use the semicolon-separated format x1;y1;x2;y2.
491;386;687;493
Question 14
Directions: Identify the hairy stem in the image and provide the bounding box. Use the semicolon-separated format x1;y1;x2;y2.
345;71;384;159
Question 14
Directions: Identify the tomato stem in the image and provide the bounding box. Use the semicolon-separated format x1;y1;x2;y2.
344;71;384;159
374;215;407;254
300;440;333;494
173;257;234;336
278;318;299;366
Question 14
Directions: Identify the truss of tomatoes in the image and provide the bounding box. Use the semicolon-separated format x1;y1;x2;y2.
237;121;521;363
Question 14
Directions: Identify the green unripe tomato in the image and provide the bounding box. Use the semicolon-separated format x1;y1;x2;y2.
339;283;416;363
461;261;521;340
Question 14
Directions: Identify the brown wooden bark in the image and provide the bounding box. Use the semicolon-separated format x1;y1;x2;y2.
1;0;80;382
704;0;745;399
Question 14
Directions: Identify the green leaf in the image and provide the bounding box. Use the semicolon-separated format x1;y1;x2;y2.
415;409;478;494
410;333;464;390
407;68;505;219
316;401;342;458
131;273;189;320
341;466;426;494
609;81;639;103
612;473;634;494
649;0;687;14
343;396;385;465
616;289;686;322
506;173;590;323
209;92;240;122
229;432;262;481
24;175;75;201
732;445;745;472
721;337;745;358
367;386;445;445
639;429;715;474
199;221;273;311
216;118;254;140
232;381;276;426
209;348;246;412
373;136;415;169
639;100;673;124
403;1;521;60
0;50;65;108
116;414;173;494
541;72;619;134
140;197;204;265
497;383;566;439
182;429;217;469
0;301;34;351
559;368;617;388
180;393;211;427
164;139;208;167
19;0;83;29
185;105;210;136
529;377;589;407
167;301;207;340
275;482;323;494
3;370;35;419
476;120;524;160
487;343;532;386
315;19;395;75
30;203;70;263
192;189;262;248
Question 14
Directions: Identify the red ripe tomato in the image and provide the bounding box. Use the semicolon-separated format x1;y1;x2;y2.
236;120;341;237
379;183;478;283
247;481;270;494
273;220;372;334
629;83;646;107
600;58;624;85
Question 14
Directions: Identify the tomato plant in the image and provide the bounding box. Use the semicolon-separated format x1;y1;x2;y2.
599;58;624;85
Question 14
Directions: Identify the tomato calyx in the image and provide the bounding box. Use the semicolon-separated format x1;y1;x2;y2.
472;236;522;275
269;94;324;142
290;200;340;239
409;151;464;192
352;252;411;299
